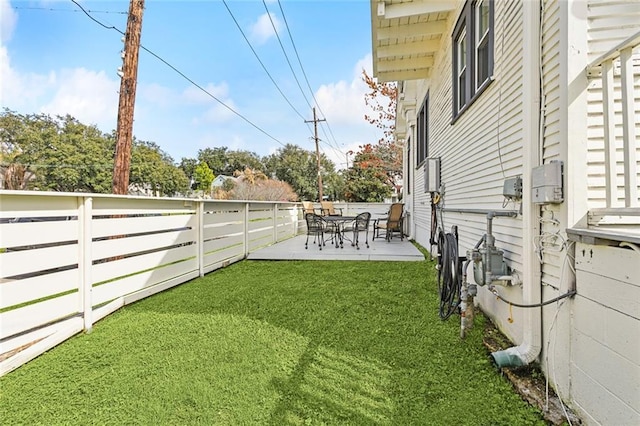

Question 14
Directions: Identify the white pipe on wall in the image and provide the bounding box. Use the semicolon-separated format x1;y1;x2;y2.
491;0;543;368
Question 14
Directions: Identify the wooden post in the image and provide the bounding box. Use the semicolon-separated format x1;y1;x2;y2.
305;107;326;202
112;0;145;194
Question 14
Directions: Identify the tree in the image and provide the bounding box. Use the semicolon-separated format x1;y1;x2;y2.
229;168;297;201
0;110;188;196
226;150;264;176
192;161;214;194
195;147;265;177
0;111;114;192
129;140;190;196
361;70;403;193
263;143;339;201
343;144;392;202
178;157;198;186
1;110;48;189
363;69;397;145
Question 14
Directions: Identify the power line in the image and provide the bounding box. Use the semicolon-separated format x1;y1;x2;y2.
138;45;288;147
69;0;288;148
1;163;113;169
70;0;121;31
276;0;343;153
13;6;127;15
262;0;313;111
221;0;310;128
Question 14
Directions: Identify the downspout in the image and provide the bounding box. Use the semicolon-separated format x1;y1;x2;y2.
491;0;542;368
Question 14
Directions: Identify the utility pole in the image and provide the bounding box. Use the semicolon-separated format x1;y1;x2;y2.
305;107;326;201
112;0;145;194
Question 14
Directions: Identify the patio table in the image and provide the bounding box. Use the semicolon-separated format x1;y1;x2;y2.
323;215;358;248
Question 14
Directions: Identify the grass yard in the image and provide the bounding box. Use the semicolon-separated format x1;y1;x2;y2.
0;257;546;425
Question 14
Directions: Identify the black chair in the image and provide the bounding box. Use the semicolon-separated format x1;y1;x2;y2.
305;213;327;250
342;212;371;249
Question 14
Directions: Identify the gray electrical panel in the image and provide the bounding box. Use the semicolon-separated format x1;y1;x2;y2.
503;176;523;200
425;157;441;193
532;161;563;204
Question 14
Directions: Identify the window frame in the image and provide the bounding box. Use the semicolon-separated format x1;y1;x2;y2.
406;136;411;195
452;0;494;121
416;94;429;168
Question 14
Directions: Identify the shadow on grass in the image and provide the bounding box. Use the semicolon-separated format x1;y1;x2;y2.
0;259;547;425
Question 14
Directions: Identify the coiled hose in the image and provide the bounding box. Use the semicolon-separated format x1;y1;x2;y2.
437;229;461;320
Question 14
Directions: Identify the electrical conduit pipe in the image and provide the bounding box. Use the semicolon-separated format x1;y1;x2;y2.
491;0;542;368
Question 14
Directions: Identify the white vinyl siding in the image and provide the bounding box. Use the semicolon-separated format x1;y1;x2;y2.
538;1;564;295
392;2;639;424
414;1;526;320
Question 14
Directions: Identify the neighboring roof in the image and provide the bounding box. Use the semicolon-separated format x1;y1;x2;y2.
211;175;237;187
370;0;457;82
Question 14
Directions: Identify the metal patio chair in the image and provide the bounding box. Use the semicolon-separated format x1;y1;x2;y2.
305;213;328;250
342;212;371;249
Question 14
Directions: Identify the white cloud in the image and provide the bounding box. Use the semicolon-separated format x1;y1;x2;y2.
1;45;57;110
315;79;368;125
184;82;237;125
250;12;281;45
141;83;176;108
40;68;119;128
313;54;375;126
0;0;17;43
182;82;229;104
197;100;238;124
355;53;374;76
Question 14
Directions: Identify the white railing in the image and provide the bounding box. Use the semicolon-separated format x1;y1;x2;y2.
0;191;299;375
587;30;640;221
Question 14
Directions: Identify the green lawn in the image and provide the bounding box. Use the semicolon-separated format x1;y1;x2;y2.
0;256;546;425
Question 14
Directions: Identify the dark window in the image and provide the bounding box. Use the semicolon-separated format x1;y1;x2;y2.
406;137;411;194
416;95;429;166
452;0;494;119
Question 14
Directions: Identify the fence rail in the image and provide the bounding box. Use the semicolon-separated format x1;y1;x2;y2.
0;191;300;375
0;193;393;375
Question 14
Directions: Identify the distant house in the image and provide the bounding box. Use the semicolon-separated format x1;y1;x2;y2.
211;175;237;189
370;1;639;424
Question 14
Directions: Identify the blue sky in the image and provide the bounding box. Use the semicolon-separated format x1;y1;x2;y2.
1;0;383;169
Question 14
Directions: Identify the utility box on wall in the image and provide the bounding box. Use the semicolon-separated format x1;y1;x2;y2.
532;161;563;204
425;157;441;193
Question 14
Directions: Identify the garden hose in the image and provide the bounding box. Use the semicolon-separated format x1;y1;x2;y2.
437;228;461;320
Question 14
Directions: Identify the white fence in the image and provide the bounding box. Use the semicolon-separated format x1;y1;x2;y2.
0;193;394;376
0;191;300;375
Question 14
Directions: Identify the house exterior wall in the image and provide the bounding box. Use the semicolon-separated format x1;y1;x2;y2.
571;1;640;424
392;0;639;424
572;242;640;425
401;0;530;346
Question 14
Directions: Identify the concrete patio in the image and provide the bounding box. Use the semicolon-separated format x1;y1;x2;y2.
247;233;425;261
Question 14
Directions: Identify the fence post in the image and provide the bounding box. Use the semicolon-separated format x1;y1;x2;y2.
197;200;204;277
244;202;250;257
78;196;93;333
273;203;278;243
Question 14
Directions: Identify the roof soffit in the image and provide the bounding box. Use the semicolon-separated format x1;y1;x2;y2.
371;0;457;82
